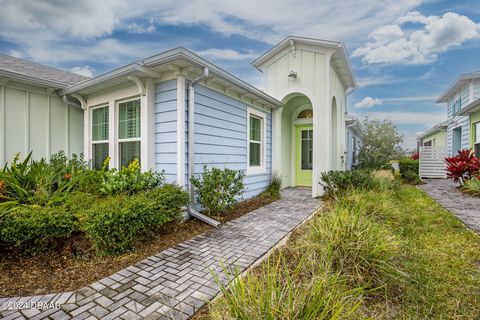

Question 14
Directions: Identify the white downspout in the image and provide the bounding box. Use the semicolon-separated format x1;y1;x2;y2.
186;67;220;228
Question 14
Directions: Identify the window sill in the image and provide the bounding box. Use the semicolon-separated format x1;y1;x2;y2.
246;166;267;176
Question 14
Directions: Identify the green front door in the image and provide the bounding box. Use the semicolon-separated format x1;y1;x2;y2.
295;125;313;186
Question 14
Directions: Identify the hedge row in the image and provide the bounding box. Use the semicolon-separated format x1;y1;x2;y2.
0;184;188;254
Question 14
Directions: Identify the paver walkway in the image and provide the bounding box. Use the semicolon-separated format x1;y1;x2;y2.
419;179;480;233
0;188;321;320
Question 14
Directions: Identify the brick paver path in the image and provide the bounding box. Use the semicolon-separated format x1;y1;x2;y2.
419;179;480;233
0;188;321;319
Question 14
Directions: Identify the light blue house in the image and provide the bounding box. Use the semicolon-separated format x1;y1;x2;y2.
0;36;357;199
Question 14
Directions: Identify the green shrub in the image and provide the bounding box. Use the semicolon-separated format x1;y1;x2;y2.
403;170;421;184
399;159;419;176
264;175;281;199
320;170;375;197
210;256;362;320
307;206;403;288
100;159;164;195
190;165;245;215
0;204;77;251
461;177;480;195
84;184;188;254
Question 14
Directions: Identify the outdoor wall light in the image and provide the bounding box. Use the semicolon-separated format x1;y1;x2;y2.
288;70;297;79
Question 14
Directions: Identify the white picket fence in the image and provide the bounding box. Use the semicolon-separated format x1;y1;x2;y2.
419;146;447;179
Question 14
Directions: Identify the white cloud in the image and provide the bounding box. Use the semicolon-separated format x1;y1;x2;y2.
355;97;383;108
0;0;423;66
352;11;480;64
196;48;259;61
70;66;95;77
365;111;445;125
356;75;401;87
126;22;156;34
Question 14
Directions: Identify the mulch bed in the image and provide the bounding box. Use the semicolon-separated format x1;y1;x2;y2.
0;194;278;298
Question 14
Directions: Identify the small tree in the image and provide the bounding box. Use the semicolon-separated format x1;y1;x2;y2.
358;118;404;170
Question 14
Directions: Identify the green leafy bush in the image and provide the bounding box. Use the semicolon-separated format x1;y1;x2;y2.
190;165;245;215
100;159;164;195
0;204;77;251
320;170;375;197
398;159;419;176
84;184;188;254
398;159;421;184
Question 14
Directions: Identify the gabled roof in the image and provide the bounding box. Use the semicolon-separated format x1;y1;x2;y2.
251;35;357;90
436;71;480;103
417;120;448;140
0;54;89;88
60;47;283;108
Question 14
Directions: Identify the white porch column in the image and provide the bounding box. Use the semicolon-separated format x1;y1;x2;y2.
271;107;283;183
141;78;155;171
176;76;186;187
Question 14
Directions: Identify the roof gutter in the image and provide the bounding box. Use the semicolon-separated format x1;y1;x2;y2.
186;67;221;228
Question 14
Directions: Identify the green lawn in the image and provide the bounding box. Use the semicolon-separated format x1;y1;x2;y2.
202;180;480;319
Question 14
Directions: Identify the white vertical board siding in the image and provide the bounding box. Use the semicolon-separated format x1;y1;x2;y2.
155;80;178;183
0;82;83;166
191;85;272;200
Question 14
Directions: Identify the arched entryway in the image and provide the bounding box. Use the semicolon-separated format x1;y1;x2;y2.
280;93;314;187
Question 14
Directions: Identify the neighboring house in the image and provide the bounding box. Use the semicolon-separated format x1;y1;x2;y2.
0;36;356;198
437;71;480;156
345;114;362;170
456;96;480;158
0;54;88;163
417;121;448;147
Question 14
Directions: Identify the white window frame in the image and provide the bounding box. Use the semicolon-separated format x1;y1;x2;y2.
247;107;267;175
117;97;142;168
90;104;109;169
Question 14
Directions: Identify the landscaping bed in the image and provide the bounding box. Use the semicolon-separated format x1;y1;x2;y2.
195;171;480;319
0;152;281;297
0;193;278;297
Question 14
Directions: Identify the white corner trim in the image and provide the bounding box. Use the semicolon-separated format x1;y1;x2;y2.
246;106;267;176
141;78;155;171
176;76;186;187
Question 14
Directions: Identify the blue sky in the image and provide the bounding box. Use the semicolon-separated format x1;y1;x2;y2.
1;0;479;149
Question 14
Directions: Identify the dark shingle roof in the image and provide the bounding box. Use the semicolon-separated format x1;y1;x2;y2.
0;54;89;87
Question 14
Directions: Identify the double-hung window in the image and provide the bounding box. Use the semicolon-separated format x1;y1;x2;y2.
474;122;480;158
91;106;109;170
247;108;265;174
118;99;141;168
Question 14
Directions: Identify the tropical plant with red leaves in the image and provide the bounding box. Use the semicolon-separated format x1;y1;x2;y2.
445;149;480;185
411;152;419;160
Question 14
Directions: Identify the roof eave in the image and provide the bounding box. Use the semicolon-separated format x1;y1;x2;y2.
457;98;480;116
0;69;68;89
60;47;283;108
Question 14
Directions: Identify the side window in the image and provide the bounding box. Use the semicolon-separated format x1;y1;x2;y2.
91;106;109;169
